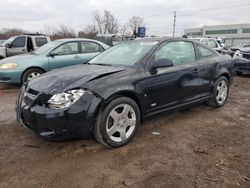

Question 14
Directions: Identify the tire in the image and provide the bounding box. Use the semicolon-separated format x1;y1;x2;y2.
94;97;141;148
22;68;44;83
207;76;229;108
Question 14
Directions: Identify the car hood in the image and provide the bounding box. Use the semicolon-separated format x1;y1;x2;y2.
0;53;36;65
238;47;250;53
28;64;127;95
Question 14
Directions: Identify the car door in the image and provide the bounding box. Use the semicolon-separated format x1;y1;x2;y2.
143;40;202;113
196;44;218;97
79;41;104;63
48;41;82;70
6;36;27;57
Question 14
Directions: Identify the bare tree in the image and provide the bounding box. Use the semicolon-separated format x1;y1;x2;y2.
128;16;144;37
78;25;98;39
102;10;119;34
2;28;25;39
57;25;76;38
91;10;119;35
92;10;103;34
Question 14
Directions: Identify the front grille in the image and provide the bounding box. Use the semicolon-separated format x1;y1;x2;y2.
242;54;250;60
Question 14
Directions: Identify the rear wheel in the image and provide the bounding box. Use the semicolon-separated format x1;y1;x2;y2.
94;97;140;148
22;68;44;83
207;76;229;108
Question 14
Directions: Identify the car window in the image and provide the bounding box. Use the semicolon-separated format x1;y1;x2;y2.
35;38;48;47
208;39;218;48
155;41;196;65
53;42;79;55
200;38;208;46
11;37;26;48
197;44;215;58
81;42;103;53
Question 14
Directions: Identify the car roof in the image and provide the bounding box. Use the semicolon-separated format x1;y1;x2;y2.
133;37;201;44
55;38;103;43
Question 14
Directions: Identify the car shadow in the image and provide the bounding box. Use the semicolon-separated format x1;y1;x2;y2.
236;74;250;78
0;83;21;90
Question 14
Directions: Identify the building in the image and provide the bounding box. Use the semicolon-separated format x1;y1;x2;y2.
184;23;250;47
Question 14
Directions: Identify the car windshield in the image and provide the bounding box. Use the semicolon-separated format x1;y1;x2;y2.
34;41;62;55
2;37;15;45
88;40;158;66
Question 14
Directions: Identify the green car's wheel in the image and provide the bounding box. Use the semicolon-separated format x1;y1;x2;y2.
22;68;44;83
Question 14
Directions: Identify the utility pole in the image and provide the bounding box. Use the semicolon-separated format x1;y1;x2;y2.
173;11;176;38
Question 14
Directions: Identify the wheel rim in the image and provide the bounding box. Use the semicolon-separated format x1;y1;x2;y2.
106;104;136;143
216;80;228;105
27;72;41;81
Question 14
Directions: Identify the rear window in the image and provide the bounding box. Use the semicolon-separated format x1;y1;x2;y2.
35;38;48;47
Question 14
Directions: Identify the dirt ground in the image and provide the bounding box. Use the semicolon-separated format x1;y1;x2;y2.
0;76;249;188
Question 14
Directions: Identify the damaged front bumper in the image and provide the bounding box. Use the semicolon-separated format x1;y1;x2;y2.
16;84;103;140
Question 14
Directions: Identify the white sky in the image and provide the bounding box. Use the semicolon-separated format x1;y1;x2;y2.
0;0;250;36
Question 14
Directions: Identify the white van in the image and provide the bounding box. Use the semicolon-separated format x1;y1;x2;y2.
0;33;51;59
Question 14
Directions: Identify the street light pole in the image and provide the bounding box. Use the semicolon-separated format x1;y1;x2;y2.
173;11;176;38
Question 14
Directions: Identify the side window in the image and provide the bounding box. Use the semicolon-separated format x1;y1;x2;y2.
53;42;79;55
35;38;48;47
81;42;103;53
197;44;215;58
200;39;208;46
208;39;218;48
155;41;196;65
11;37;26;48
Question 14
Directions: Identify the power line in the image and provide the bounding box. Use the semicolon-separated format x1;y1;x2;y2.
180;3;250;13
144;3;250;18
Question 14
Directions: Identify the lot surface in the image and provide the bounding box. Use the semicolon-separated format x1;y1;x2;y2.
0;77;250;188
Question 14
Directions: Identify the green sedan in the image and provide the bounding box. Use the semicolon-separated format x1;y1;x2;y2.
0;38;109;84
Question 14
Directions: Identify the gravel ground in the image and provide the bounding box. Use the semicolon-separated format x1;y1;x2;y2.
0;76;250;188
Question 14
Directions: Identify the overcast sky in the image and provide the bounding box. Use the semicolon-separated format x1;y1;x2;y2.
0;0;250;36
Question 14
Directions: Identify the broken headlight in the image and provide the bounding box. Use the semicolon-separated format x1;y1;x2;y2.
47;89;86;109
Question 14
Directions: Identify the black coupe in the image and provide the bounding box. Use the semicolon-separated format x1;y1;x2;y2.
16;38;234;147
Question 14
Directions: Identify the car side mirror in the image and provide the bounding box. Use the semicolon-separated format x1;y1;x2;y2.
151;58;174;69
5;43;11;48
49;51;58;57
150;58;174;74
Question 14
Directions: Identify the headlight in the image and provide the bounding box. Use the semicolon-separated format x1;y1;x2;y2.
47;89;86;109
0;63;17;69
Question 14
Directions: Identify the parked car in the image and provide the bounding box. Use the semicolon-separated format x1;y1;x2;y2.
95;34;134;46
0;33;50;59
229;42;250;57
200;38;224;52
0;38;109;84
0;40;5;44
233;47;250;75
16;38;234;147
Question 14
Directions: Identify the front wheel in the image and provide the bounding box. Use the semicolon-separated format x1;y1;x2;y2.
94;97;141;148
207;76;229;108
